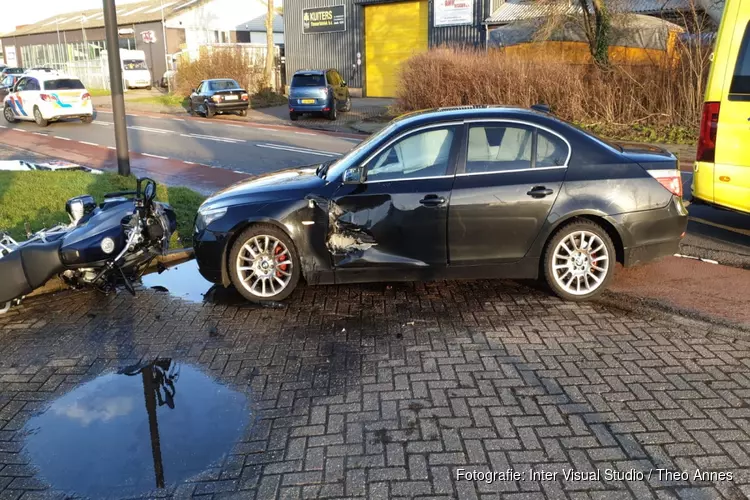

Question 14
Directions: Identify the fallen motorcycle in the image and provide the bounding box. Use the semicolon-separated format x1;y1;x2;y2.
0;177;177;313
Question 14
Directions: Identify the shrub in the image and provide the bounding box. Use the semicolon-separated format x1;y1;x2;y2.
396;44;710;144
174;47;266;97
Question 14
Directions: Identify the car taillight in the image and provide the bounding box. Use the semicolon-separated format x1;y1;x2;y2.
241;93;248;101
697;101;719;162
81;93;91;100
211;95;222;103
40;93;53;102
647;169;682;198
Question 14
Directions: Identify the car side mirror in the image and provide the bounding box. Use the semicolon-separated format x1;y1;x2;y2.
343;166;363;184
191;88;196;94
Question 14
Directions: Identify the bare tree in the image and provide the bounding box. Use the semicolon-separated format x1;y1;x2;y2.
265;0;275;90
577;0;612;68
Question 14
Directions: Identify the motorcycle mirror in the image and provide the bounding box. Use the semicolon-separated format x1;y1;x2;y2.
144;182;156;202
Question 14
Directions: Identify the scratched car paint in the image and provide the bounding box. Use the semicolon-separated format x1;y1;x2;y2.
193;106;688;302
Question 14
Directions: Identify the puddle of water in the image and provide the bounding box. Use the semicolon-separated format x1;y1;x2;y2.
141;259;285;308
23;360;250;499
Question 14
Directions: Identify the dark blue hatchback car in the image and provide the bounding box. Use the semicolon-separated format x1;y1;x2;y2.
288;69;351;121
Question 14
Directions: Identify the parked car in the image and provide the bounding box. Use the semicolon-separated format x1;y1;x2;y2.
193;106;688;302
288;69;351;121
188;79;249;118
0;74;21;101
692;0;750;214
0;68;25;78
2;71;93;126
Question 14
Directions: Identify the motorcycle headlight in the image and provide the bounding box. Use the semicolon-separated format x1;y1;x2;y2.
196;206;227;232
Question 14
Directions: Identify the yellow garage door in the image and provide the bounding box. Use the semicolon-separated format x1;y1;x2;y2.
365;0;428;97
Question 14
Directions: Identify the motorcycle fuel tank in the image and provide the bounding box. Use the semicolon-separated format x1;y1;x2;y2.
60;200;133;267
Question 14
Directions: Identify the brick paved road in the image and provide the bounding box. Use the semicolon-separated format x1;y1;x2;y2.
0;280;749;500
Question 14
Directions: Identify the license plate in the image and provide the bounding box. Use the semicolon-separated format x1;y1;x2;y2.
301;99;315;104
224;95;238;101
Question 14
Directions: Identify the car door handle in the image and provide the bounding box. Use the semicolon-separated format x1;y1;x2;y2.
526;186;554;198
419;194;446;206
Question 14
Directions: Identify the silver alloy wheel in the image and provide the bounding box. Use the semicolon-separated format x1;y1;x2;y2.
235;235;293;298
3;106;14;122
551;230;609;296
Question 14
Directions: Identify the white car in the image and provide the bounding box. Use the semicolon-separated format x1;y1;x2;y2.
2;71;93;127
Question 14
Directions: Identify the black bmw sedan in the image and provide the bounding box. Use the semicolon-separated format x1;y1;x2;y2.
193;106;687;302
188;79;249;118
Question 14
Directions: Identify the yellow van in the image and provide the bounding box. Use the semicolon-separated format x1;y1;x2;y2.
693;0;750;214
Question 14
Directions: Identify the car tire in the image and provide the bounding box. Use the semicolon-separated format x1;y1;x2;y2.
239;109;247;117
543;220;615;302
343;96;352;112
33;106;48;127
3;105;16;124
80;115;93;124
146;85;152;91
229;224;301;302
204;101;214;118
289;112;299;121
328;101;337;121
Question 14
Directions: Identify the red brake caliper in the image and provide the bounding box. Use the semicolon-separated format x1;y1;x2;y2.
275;246;288;277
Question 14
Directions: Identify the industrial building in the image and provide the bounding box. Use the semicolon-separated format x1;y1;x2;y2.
0;0;283;88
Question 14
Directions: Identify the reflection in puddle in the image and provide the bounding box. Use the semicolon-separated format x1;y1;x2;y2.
141;259;285;308
23;360;250;499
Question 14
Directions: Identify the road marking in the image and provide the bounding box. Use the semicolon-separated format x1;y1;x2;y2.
227;124;243;128
172;118;185;122
256;143;342;157
257;127;276;132
142;153;169;159
79;141;99;146
295;131;317;136
131;125;171;134
180;133;245;143
688;216;750;237
53;136;71;140
233;170;244;173
93;121;111;126
107;146;116;150
0;125;6;128
183;160;196;165
32;132;46;136
97;110;113;113
15;129;27;133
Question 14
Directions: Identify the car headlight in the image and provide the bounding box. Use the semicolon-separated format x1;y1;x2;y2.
195;206;227;232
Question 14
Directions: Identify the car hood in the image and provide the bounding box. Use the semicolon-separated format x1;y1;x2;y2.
201;165;327;209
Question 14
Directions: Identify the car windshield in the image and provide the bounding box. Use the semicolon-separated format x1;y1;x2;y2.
209;80;240;91
123;59;147;70
44;79;85;90
292;74;325;87
1;76;14;86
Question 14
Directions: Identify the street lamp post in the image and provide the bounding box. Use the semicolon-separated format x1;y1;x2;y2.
102;0;131;176
160;0;171;93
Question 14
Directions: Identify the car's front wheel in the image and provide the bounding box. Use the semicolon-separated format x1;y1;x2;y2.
229;225;300;302
33;106;48;127
543;220;615;301
3;105;16;123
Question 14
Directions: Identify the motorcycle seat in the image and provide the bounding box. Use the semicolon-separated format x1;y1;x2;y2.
20;240;65;289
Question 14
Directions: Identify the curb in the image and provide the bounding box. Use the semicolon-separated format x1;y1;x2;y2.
26;248;195;299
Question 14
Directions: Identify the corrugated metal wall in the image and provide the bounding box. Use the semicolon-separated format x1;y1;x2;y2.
429;0;489;48
284;0;364;88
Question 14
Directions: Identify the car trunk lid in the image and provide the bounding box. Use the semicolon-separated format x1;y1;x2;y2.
616;142;683;197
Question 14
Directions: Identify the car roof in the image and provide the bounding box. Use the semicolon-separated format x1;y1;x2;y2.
203;78;238;82
293;70;325;76
22;71;82;82
392;105;556;126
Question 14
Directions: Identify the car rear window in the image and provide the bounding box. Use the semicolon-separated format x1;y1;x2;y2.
209;80;240;91
44;79;85;90
730;21;750;99
292;74;325;87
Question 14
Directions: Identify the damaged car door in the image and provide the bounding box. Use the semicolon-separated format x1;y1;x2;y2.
328;123;462;272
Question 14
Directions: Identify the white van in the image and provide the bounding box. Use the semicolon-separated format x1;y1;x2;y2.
121;49;152;90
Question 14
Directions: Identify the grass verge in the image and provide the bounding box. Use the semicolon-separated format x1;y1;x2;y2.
88;88;111;97
0;171;205;247
129;94;189;108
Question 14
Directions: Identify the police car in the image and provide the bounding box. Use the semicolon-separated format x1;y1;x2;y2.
2;70;93;127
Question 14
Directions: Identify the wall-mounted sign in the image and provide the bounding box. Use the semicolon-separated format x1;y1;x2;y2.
302;5;346;34
434;0;473;27
118;28;135;35
141;30;157;43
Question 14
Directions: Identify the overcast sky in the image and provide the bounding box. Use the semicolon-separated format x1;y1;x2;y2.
0;0;142;36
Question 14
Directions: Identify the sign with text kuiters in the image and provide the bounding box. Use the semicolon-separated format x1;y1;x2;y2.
302;5;346;34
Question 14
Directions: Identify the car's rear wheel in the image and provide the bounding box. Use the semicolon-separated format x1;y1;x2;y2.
229;225;300;302
543;220;615;301
328;101;337;121
239;109;247;117
289;112;299;121
33;106;48;127
204;101;214;118
81;115;93;124
3;105;16;123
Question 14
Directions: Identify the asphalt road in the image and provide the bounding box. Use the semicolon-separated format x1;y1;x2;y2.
2;110;748;268
1;110;360;175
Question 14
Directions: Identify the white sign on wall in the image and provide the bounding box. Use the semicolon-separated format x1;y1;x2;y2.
5;46;16;67
434;0;473;27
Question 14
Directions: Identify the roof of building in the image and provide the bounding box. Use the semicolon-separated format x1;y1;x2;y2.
1;0;283;37
487;0;694;24
239;13;284;32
